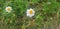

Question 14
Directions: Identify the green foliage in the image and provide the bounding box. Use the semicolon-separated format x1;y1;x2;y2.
0;0;60;29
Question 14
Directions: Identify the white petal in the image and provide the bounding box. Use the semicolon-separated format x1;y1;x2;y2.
33;10;35;14
28;13;34;17
26;10;29;14
30;14;34;16
27;13;30;16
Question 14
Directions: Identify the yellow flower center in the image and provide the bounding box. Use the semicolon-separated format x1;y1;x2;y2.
29;10;33;14
7;8;11;11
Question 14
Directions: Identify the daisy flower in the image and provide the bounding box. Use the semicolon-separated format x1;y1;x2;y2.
5;6;12;13
47;2;51;4
26;8;35;17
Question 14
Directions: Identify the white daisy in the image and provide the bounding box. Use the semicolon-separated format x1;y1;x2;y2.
26;8;35;17
5;6;12;13
47;2;51;4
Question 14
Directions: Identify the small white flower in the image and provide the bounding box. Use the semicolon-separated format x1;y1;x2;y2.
47;2;51;4
26;8;35;17
5;6;12;13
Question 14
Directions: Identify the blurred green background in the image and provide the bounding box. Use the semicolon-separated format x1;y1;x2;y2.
0;0;60;29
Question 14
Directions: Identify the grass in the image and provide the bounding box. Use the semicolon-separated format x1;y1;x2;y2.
0;0;60;29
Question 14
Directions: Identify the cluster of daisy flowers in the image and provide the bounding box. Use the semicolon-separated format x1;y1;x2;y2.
5;6;35;17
